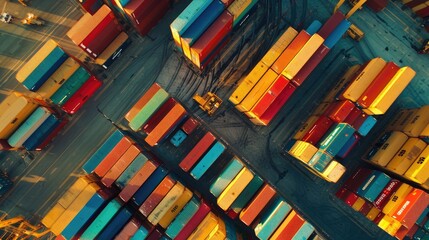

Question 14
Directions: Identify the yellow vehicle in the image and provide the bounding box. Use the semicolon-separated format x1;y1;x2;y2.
347;24;364;41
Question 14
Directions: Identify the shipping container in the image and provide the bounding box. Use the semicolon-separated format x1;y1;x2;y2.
159;187;193;228
261;27;299;67
373;180;401;210
61;191;108;239
217;167;254;210
190;141;226;180
61;76;102;115
115;218;140;240
352;197;366;211
249;75;290;118
357;171;391;202
308;150;333;172
227;0;258;27
210;158;244;197
288;140;318;163
392;189;429;228
170;129;187;147
126;84;161;122
119;160;158;202
229;61;269;105
382;183;414;216
321;64;361;103
116;153;148;188
321;161;346;183
101;145;141;187
125;0;170;36
95;32;131;69
131;226;149;239
35;118;68;150
16;40;68;91
143;98;176;135
271;31;311;74
181;0;225;60
292;44;330;86
82;130;124;174
239;184;276;226
230;175;263;214
58;177;90;209
165;198;200;239
36;57;81;99
357;62;400;109
340;58;387;102
0;96;38;139
22;114;60;151
139;176;176;217
237;69;278;113
318;11;345;39
403;105;429;137
301;115;334;145
357;115;377;136
97;207;133;239
170;0;214;47
41;203;66;228
190;10;234;69
180;132;216;172
188;212;219;240
343;168;373;193
50;67;91;106
281;34;324;80
175;201;211;240
269;210;305;240
80;199;122;239
387;108;418;131
325;100;356;123
365;67;416;115
129;88;169;131
207;217;226;239
93;137;133;177
145;104;187;147
293;116;319;140
147;182;185;225
181;117;200;135
306;20;322;35
404;145;429;183
319;123;355;156
323;19;352;48
386;138;426;175
337;133;360;159
255;198;291;239
132;166;168;206
7;107;51;148
79;0;103;15
51;184;99;235
291;222;315;240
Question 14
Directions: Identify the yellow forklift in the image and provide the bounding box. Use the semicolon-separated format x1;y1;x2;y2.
193;92;222;116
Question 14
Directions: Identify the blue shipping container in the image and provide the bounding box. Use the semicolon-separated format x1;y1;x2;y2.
131;226;149;239
80;200;122;240
255;198;292;240
165;197;200;239
116;153;148;188
132;166;168;206
102;37;132;69
319;123;355;156
324;19;351;49
210;158;244;197
23;47;68;91
230;0;258;27
82;130;124;174
358;116;377;136
190;141;226;180
170;129;187;147
50;66;91;106
23;114;60;151
306;20;322;35
97;207;133;240
61;192;107;239
356;171;391;202
337;134;360;159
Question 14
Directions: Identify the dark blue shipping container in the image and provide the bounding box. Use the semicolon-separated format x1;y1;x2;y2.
97;207;133;240
132;166;168;206
323;19;351;49
22;114;60;151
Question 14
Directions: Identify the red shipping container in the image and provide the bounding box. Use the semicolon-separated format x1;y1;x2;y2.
392;189;429;228
190;10;233;69
373;180;401;210
181;118;200;135
324;100;356;123
357;62;399;109
67;6;108;46
179;132;216;172
101;145;141;187
259;82;297;125
351;111;369;131
0;139;12;151
373;212;385;224
250;75;290;118
175;201;211;240
271;211;306;239
139;176;175;217
343;168;373;193
80;0;103;15
125;0;170;36
403;224;419;239
143;98;176;135
119;160;158;202
336;187;348;199
360;201;373;215
416;6;429;18
318;11;345;39
124;0;157;23
146;228;163;240
343;107;362;127
301;115;334;145
343;190;359;206
36;119;68;150
62;76;102;115
94;137;133;177
292;45;330;86
366;0;388;12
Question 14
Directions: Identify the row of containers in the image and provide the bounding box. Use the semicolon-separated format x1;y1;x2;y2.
228;12;352;126
282;56;415;182
364;104;429;188
402;0;429;31
170;0;257;70
41;83;324;240
337;167;429;239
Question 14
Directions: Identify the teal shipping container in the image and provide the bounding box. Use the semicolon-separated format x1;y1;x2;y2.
50;66;90;106
254;198;292;240
356;171;391;202
229;175;264;213
131;226;149;239
80;199;122;239
319;123;355;156
190;141;226;180
170;129;187;147
116;153;148;188
308;150;334;173
210;158;244;197
165;197;200;239
292;222;315;239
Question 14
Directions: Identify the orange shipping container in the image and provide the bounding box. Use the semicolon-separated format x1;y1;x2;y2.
261;27;299;67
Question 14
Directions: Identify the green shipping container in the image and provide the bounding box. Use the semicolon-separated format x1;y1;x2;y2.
50;67;90;106
129;89;169;131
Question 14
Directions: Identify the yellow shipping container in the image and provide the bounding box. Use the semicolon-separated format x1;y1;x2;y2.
217;167;254;211
382;183;413;215
188;212;219;240
288;141;318;163
237;69;278;113
386;137;426;175
0;94;20;114
148;182;185;225
261;27;299;67
404;145;429;184
158;187;193;228
341;57;387;102
352;197;366;211
386;108;418;131
322;64;361;103
229;62;269;105
206;216;226;240
321;160;346;183
41;202;66;228
0;96;38;139
402;105;429;137
421;123;429;137
366;207;381;221
228;0;252;25
16;40;59;83
365;67;416;115
58;177;90;209
181;37;193;61
95;32;129;68
281;34;324;79
50;183;99;235
293;116;319;140
36;58;80;99
249;116;266;126
370;131;408;167
378;215;401;236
